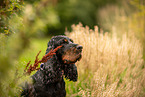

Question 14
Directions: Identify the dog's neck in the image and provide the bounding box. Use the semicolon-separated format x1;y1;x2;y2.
40;55;64;84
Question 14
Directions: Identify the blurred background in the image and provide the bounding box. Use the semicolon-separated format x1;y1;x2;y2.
0;0;145;96
1;0;144;36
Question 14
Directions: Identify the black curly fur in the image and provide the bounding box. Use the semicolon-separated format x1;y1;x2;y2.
21;35;82;97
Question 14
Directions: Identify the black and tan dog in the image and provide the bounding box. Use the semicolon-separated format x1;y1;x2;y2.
21;35;83;97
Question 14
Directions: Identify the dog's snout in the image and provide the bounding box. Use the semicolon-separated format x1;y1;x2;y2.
76;45;83;50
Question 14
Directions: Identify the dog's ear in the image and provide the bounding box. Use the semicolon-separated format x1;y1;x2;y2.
45;38;55;54
64;64;78;81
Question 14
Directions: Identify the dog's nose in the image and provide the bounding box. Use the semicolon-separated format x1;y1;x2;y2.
76;45;83;50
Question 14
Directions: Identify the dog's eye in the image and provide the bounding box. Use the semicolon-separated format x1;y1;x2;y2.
62;39;68;44
70;39;73;43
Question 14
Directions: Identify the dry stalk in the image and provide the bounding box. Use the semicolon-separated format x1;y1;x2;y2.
24;45;62;75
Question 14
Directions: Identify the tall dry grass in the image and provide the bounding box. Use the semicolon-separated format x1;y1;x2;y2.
66;23;145;97
98;2;145;59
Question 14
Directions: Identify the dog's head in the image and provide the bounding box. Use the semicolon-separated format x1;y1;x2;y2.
46;35;83;64
45;35;82;81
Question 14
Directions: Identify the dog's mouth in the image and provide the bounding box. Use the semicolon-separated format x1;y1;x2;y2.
62;53;82;64
62;47;82;64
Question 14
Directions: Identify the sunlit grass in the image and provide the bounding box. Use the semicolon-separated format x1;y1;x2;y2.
98;4;145;60
66;23;145;97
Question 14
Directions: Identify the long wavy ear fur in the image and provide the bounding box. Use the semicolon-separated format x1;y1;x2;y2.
63;64;78;82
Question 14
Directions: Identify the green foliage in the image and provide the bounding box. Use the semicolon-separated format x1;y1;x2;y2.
0;33;28;96
0;35;49;96
0;0;120;35
0;0;24;35
0;0;59;96
54;0;118;34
